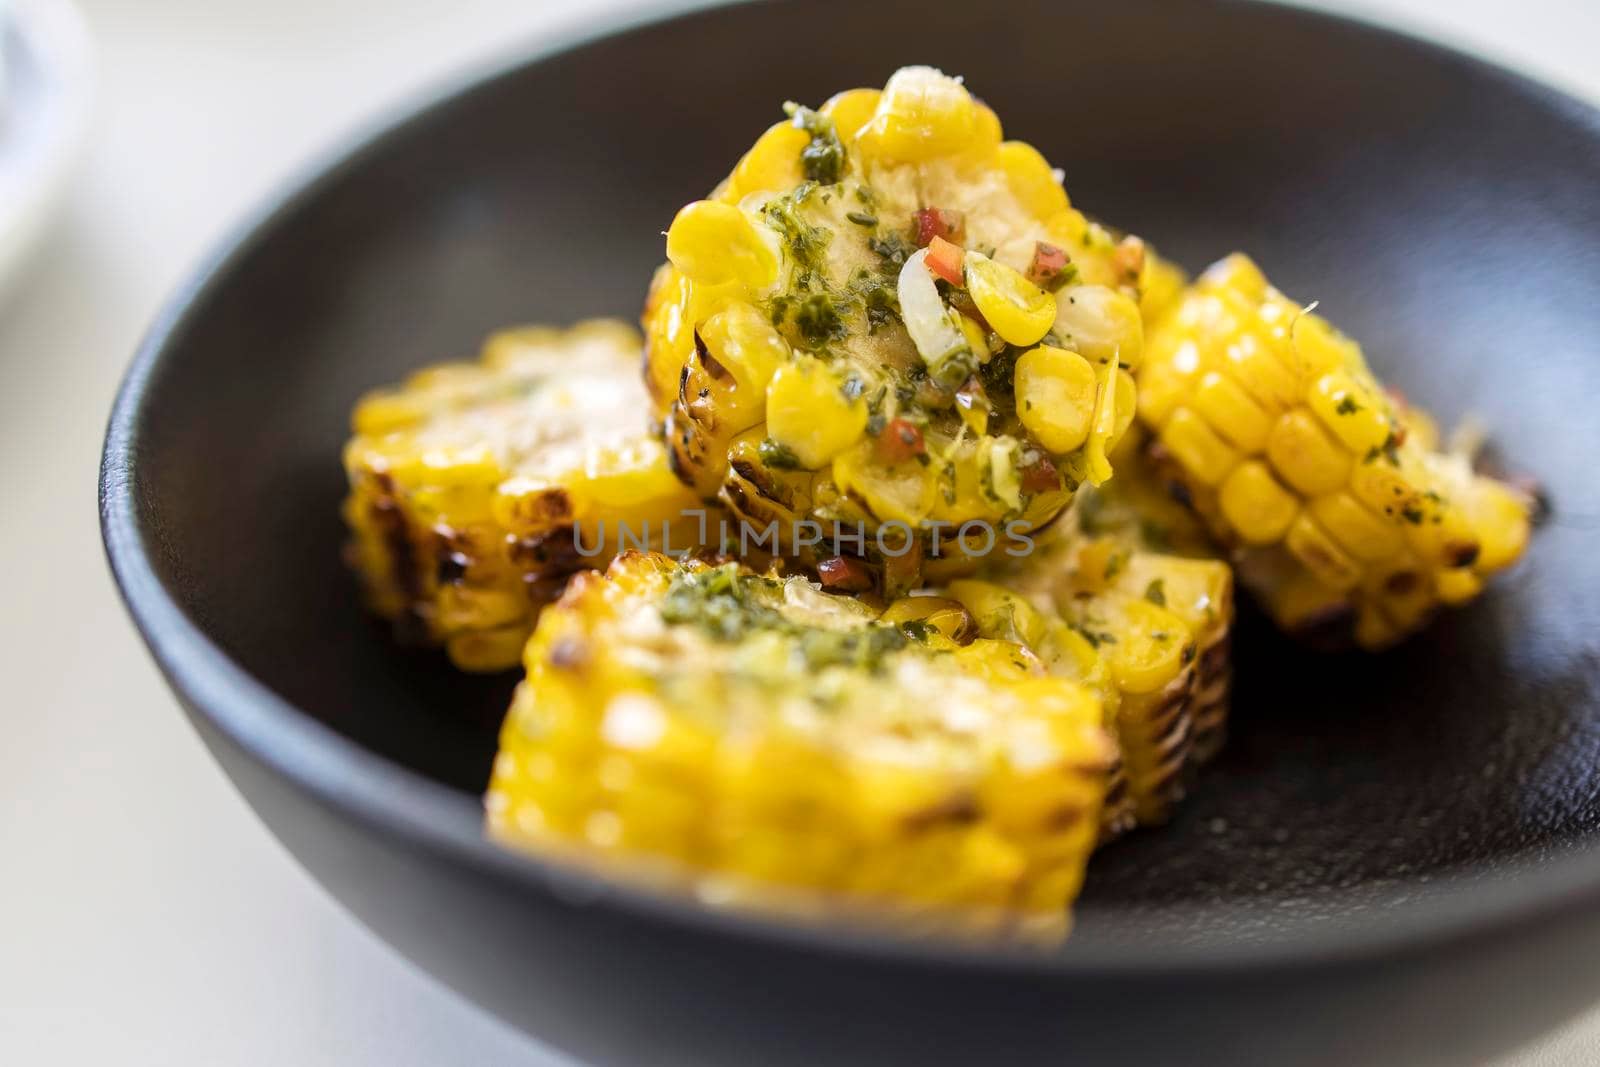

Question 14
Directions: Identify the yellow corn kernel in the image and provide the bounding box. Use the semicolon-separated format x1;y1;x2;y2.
727;121;809;200
352;389;432;436
1223;330;1302;413
1092;596;1189;695
1134;345;1198;428
665;200;778;289
857;66;978;163
1266;409;1352;496
1354;606;1402;651
1160;407;1240;487
819;88;881;142
946;579;1051;649
965;252;1055;347
1307;371;1392;454
1286;313;1362;379
830;438;937;525
1052;285;1145;368
1284;514;1362;591
1219;460;1299;545
575;436;694;519
1014;344;1096;454
1308;492;1404;563
447;623;534;673
1435;567;1484;606
1139;252;1188;324
764;356;869;467
697;302;791;421
1461;477;1532;574
996;140;1069;217
1192;370;1273;452
436;584;528;635
1200;253;1268;301
879;597;978;644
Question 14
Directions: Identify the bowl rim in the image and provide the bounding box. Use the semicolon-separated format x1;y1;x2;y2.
100;0;1600;980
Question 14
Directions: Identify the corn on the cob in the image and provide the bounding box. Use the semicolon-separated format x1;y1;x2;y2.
486;551;1114;941
643;66;1149;594
1137;253;1532;648
342;322;703;671
947;499;1233;834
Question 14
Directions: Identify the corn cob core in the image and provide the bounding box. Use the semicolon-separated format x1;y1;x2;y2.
342;322;702;671
643;66;1147;595
486;551;1114;941
1138;253;1532;648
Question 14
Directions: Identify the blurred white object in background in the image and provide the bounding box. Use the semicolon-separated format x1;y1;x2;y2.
0;0;89;306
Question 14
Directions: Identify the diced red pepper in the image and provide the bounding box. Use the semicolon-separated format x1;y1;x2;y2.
875;417;928;464
817;555;875;592
925;236;965;286
1021;454;1060;493
913;207;965;247
1025;242;1071;289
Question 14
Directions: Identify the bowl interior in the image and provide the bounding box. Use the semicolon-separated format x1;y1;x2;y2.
116;0;1600;954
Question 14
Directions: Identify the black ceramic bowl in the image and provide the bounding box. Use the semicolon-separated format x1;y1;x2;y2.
101;1;1600;1064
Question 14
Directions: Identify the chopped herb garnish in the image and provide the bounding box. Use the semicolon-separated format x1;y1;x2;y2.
1335;395;1361;415
758;438;803;470
783;103;847;185
1144;578;1167;607
846;211;878;227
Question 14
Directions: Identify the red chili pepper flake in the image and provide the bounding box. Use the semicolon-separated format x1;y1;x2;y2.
925;235;965;286
875;418;927;464
1021;454;1061;493
817;555;875;592
914;207;965;247
1025;242;1071;289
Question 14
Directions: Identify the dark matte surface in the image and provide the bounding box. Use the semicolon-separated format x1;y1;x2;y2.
102;0;1600;1063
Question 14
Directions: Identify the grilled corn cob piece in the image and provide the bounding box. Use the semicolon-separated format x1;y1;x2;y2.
487;551;1115;941
644;66;1148;594
343;321;703;671
1138;253;1532;648
948;511;1233;833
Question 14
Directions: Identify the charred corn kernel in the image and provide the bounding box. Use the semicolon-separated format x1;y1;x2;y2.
765;357;869;468
1015;344;1096;454
727;122;810;200
1193;370;1272;452
645;67;1146;590
1219;460;1299;545
997;141;1069;217
666;200;778;288
819;88;881;141
1160;407;1240;487
487;554;1114;940
1284;513;1363;592
857;65;979;163
342;322;704;672
1267;409;1352;496
1052;285;1144;368
965;252;1055;346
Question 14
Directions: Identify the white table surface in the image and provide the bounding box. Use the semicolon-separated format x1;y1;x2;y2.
2;1;1596;1063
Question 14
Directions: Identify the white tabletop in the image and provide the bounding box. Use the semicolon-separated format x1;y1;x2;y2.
2;1;1596;1063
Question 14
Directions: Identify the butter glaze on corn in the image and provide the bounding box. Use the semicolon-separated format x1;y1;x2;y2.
486;552;1114;941
342;322;702;671
644;66;1147;593
1137;254;1531;648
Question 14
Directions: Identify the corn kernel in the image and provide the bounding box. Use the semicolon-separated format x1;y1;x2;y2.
1093;596;1189;695
1200;253;1268;301
1223;330;1302;412
1160;407;1241;487
997;140;1069;217
666;200;778;289
1284;514;1362;591
1461;477;1532;574
1192;370;1273;452
857;66;978;163
830;438;937;525
879;597;978;644
965;251;1055;347
727;121;809;200
819;88;881;142
697;302;792;425
1053;285;1144;368
1308;492;1403;562
1219;461;1299;544
1014;344;1097;454
1435;567;1484;606
1267;409;1351;496
765;356;869;468
1307;371;1392;454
